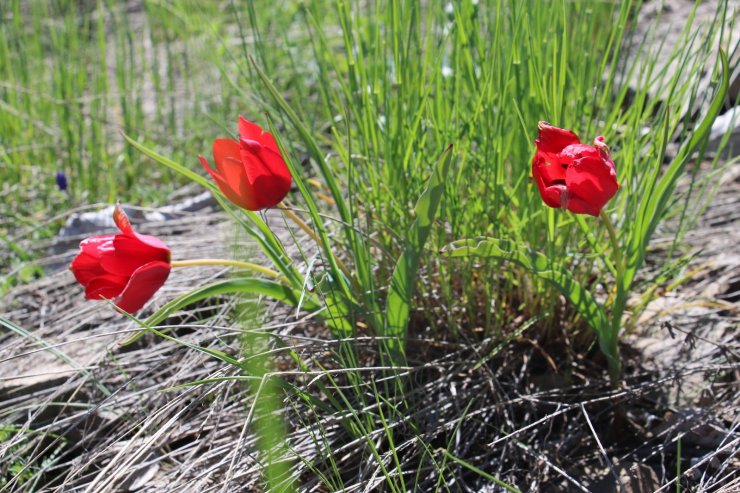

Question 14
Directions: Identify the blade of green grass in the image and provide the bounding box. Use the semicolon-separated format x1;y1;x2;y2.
384;145;454;364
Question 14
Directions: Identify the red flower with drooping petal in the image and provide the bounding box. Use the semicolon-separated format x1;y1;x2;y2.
199;116;292;211
69;204;171;313
532;121;619;216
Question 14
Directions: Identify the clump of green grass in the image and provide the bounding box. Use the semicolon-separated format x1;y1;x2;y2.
119;0;736;489
201;0;731;374
0;0;230;204
0;424;66;490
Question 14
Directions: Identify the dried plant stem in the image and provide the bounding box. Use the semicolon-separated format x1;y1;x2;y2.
600;210;624;381
277;201;352;278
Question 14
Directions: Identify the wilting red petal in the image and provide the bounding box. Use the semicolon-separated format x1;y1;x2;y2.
541;184;567;209
594;138;617;177
114;260;171;313
533;155;564;209
559;143;599;162
593;135;609;152
113;203;134;236
535;122;581;158
111;204;169;257
531;122;619;216
533;154;567;185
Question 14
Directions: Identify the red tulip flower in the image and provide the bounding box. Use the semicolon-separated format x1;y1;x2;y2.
199;116;292;211
532;121;619;216
69;204;171;313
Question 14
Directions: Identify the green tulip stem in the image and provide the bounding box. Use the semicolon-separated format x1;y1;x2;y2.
599;209;625;382
599;210;623;280
277;202;322;245
170;259;288;284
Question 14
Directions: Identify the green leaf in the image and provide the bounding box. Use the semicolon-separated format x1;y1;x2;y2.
120;278;319;346
628;49;730;287
120;131;216;192
441;237;616;369
383;145;454;362
441;449;522;493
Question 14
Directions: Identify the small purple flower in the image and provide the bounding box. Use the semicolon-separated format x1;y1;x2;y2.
56;171;68;191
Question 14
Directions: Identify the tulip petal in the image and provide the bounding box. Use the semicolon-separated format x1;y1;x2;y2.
260;146;291;181
541;184;567;209
111;234;170;267
209;140;262;210
114;260;171;313
70;251;108;285
212;138;242;173
221;157;262;210
563;194;600;216
239;115;279;153
99;254;139;277
99;242;162;278
85;274;127;300
199;154;230;191
532;150;568;209
533;154;567;184
78;235;115;258
565;155;619;216
240;147;291;209
111;204;171;256
252;173;292;209
560;143;599;161
69;205;172;313
113;203;134;236
130;232;170;256
531;123;619;216
535;121;581;159
203;120;291;211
